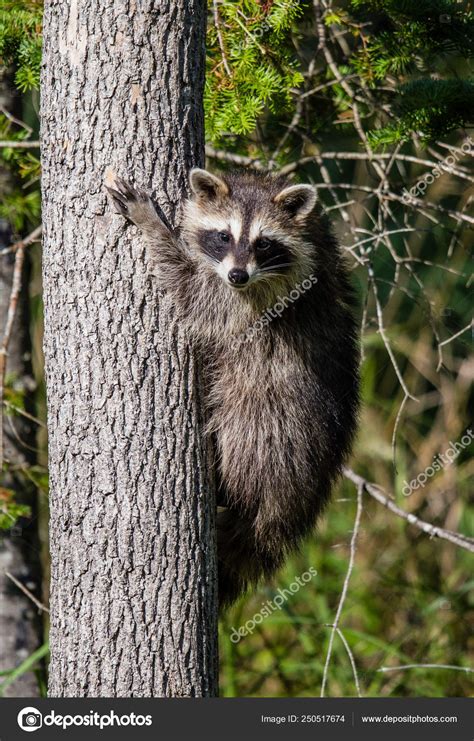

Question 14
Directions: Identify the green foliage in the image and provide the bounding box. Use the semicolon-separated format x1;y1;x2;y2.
0;110;40;185
0;486;31;529
205;0;305;143
205;0;474;150
0;0;43;91
349;0;474;145
0;1;42;232
0;2;42;237
351;0;474;67
0;642;49;696
369;79;474;146
4;371;28;409
0;186;40;231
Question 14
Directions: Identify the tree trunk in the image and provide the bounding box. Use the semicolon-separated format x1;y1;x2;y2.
41;1;217;697
0;71;43;697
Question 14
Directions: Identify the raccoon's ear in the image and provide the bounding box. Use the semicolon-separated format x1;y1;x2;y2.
189;168;229;201
274;184;317;219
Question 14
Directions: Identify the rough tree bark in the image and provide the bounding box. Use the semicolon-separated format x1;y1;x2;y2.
0;71;43;697
41;1;218;697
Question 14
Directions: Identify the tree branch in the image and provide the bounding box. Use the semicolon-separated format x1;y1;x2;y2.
5;571;50;614
343;468;474;553
0;140;40;149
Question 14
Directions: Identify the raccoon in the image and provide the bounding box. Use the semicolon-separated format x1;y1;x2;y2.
107;169;360;608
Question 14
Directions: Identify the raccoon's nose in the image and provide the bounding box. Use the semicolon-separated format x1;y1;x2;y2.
228;268;249;286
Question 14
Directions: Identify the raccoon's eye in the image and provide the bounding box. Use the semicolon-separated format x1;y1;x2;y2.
255;237;272;252
218;231;230;243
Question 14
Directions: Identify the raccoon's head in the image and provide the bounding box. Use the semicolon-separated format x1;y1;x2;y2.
181;169;318;293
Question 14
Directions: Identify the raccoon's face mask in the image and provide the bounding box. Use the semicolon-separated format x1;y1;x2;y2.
183;168;317;291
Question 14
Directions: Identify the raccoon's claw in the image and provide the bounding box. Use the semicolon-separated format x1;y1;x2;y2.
106;176;174;238
106;186;129;218
106;178;150;219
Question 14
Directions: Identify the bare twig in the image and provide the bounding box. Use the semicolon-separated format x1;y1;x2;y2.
279;151;474;183
313;1;388;187
305;183;474;225
212;0;232;77
436;140;474;159
3;400;46;429
343;468;474;553
0;140;40;149
436;322;473;372
398;257;465;277
0;225;42;470
334;626;362;697
0;106;33;135
391;393;409;473
5;570;50;614
378;663;474;674
321;483;363;697
0;228;42;257
205;145;266;170
369;268;418;402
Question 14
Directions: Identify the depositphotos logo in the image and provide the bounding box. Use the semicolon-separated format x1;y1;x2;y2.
17;708;42;732
17;707;153;732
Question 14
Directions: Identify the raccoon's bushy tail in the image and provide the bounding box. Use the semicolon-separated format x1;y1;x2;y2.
218;508;273;609
217;506;302;609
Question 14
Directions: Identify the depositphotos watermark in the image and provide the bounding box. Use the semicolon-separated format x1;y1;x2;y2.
236;14;273;52
17;707;153;732
230;566;318;643
402;135;474;204
231;274;318;349
402;428;474;497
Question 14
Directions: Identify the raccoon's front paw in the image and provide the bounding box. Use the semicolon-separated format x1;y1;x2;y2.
106;178;158;228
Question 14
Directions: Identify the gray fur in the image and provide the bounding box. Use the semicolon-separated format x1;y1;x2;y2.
107;169;360;608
